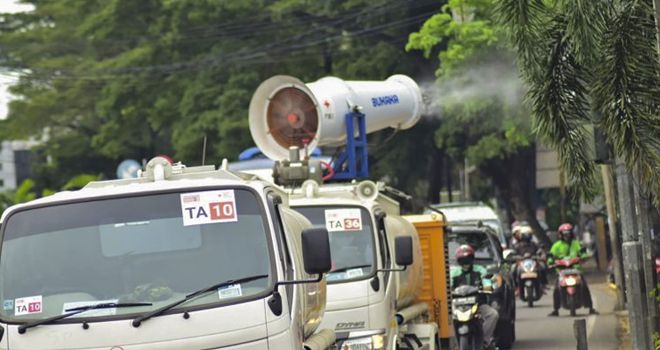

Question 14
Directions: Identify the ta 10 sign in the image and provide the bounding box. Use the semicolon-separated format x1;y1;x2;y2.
180;190;238;226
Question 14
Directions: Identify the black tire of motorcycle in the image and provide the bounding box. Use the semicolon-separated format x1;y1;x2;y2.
526;286;534;307
497;320;515;350
458;336;472;350
569;294;577;317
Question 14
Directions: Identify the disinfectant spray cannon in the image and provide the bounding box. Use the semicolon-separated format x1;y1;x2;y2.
248;75;423;183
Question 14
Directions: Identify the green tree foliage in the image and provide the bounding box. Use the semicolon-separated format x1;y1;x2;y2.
0;174;101;214
406;0;551;243
0;179;36;213
0;0;439;195
495;0;660;200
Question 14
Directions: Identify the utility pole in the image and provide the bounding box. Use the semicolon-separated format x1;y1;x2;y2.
615;156;651;350
559;166;566;223
633;181;657;336
601;165;625;309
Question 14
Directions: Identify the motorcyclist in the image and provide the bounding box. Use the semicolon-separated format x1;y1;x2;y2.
451;245;499;348
547;223;598;316
513;226;538;256
510;222;524;247
511;225;548;290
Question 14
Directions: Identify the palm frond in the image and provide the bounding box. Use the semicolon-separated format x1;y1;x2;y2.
592;0;660;195
494;0;548;78
529;14;597;199
562;0;611;64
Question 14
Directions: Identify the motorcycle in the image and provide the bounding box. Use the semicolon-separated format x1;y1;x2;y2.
517;253;543;307
451;285;494;350
552;257;585;316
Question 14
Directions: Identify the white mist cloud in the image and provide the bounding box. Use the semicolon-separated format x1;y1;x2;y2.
420;60;525;117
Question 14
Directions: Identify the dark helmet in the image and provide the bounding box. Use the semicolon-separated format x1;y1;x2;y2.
456;245;475;266
558;223;574;241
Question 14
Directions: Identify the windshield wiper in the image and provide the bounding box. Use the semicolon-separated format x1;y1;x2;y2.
331;264;372;274
18;302;152;334
132;274;269;327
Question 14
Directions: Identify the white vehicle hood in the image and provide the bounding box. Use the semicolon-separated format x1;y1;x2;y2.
5;299;268;350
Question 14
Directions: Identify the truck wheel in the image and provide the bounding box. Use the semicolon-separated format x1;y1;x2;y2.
526;286;534;307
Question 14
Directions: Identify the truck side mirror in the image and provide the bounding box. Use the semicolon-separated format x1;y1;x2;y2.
395;236;413;267
301;228;332;275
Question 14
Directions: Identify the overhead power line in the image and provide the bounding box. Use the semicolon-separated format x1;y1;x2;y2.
0;0;439;81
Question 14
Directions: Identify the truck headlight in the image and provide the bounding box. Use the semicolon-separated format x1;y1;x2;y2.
338;334;387;350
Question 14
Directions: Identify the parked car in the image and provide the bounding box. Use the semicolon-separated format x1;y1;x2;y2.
427;202;509;248
447;225;517;350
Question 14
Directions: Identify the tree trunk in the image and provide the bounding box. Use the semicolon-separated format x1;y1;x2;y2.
426;148;444;204
482;146;552;248
446;156;453;202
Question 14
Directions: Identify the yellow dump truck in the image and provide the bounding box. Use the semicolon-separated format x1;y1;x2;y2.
403;214;453;347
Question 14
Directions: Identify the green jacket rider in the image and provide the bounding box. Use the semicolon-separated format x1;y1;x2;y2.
547;230;591;271
450;245;499;348
450;263;488;287
547;223;598;316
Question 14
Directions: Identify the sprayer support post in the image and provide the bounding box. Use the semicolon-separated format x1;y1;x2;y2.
331;111;368;180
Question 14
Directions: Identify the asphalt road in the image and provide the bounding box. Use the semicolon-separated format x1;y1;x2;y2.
510;272;619;350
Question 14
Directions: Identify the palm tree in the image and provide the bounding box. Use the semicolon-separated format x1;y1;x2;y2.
495;1;659;348
495;0;659;199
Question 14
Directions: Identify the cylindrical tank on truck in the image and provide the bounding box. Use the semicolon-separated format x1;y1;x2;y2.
383;215;423;310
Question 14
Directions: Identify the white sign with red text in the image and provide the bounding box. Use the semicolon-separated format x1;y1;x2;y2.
325;208;362;232
15;295;42;316
180;190;238;226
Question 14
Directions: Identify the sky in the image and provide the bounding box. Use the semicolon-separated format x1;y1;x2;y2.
0;0;35;120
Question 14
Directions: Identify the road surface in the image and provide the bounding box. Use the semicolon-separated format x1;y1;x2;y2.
511;271;619;350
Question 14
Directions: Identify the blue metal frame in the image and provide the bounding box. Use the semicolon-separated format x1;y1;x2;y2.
331;111;369;180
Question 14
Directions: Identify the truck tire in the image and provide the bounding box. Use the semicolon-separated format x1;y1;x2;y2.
526;286;534;307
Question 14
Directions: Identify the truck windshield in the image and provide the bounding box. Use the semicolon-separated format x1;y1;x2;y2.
0;188;273;322
292;206;375;283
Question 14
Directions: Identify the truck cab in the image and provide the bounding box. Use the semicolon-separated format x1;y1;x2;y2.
0;157;334;350
289;180;437;350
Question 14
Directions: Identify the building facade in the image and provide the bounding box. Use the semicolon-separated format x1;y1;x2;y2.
0;141;36;192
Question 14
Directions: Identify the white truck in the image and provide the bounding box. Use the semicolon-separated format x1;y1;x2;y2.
0;157;336;350
289;180;438;350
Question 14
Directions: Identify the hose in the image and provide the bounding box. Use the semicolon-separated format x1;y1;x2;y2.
395;302;429;325
320;160;334;181
304;328;336;350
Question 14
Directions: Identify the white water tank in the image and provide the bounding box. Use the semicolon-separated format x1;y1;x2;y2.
249;75;423;160
384;215;424;310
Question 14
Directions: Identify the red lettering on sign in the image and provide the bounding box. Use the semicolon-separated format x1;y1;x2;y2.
28;302;41;313
343;218;360;231
209;202;235;220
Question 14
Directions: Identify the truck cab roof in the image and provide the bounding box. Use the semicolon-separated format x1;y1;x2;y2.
0;157;286;222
